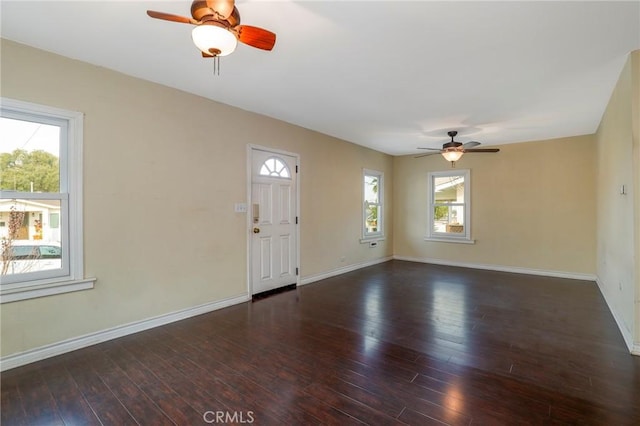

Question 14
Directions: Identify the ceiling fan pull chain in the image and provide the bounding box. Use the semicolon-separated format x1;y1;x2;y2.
212;56;220;76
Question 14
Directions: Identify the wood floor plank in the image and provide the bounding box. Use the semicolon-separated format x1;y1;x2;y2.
2;260;639;424
64;350;139;426
16;368;65;426
39;362;101;426
303;381;407;425
397;407;454;426
1;373;28;426
86;343;175;426
315;372;407;418
105;342;205;425
125;330;307;424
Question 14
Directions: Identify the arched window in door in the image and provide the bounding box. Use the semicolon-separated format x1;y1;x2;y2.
259;156;291;178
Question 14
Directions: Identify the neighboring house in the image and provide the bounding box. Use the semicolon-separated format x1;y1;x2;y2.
0;199;61;242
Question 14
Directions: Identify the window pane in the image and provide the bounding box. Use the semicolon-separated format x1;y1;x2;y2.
433;206;465;233
364;175;379;203
0;117;61;192
1;198;62;276
434;175;465;204
259;157;290;178
49;212;60;229
365;204;379;233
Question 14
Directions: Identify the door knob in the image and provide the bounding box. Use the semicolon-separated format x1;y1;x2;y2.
253;227;260;234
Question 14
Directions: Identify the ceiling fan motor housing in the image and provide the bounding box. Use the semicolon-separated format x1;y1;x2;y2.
191;0;227;21
443;141;463;149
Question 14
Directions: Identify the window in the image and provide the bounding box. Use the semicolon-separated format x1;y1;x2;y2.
0;98;93;303
426;169;473;243
362;169;384;240
259;157;290;178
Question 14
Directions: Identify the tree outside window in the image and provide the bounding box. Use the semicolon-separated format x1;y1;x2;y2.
1;98;92;303
363;169;383;239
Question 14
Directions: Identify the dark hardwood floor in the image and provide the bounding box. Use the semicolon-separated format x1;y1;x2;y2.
2;260;640;425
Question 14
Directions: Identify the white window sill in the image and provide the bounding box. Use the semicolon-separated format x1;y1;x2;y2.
1;277;96;303
424;236;475;244
360;237;385;244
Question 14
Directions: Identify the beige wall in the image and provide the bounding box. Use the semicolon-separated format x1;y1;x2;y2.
0;40;393;357
595;50;639;350
393;135;596;275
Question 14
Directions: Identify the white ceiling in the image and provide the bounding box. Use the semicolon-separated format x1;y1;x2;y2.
2;1;639;155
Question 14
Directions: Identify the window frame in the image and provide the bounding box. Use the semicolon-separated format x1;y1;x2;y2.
0;98;94;303
361;168;384;242
425;169;474;244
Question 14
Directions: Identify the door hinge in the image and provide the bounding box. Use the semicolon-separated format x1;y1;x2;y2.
296;216;298;224
296;165;299;173
296;267;299;276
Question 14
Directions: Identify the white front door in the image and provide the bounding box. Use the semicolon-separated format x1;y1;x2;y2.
250;148;298;295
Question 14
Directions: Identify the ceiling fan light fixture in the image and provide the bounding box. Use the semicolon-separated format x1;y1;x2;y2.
441;149;464;162
192;23;237;56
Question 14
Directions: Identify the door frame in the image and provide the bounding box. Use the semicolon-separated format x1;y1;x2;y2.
246;144;301;296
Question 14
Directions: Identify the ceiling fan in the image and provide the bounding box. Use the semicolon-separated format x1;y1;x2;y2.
415;131;499;166
146;0;276;70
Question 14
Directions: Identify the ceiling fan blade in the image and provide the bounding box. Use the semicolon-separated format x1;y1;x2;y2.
205;0;235;20
417;147;442;151
237;25;276;50
464;148;500;153
147;10;198;24
414;152;441;158
462;141;481;149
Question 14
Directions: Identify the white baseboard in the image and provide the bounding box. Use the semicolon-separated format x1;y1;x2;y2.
595;277;638;356
0;294;250;372
393;255;597;281
300;256;393;286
